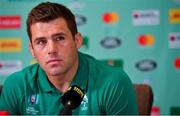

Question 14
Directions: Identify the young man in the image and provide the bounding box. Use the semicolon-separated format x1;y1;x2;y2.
0;2;138;115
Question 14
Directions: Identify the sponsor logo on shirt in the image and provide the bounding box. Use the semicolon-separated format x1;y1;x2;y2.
0;60;22;76
132;10;160;26
169;9;180;24
135;59;157;72
81;94;88;111
138;34;155;47
0;38;22;52
0;16;21;29
169;32;180;49
102;12;119;24
75;14;87;26
100;36;121;49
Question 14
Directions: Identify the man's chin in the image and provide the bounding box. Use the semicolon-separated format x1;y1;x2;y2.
47;70;66;77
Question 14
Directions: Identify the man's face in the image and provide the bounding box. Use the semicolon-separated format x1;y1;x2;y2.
29;18;82;77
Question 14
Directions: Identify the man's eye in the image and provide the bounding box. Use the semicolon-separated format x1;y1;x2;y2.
36;40;47;45
56;36;65;41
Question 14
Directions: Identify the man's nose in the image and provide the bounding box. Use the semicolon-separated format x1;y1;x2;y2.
47;40;57;54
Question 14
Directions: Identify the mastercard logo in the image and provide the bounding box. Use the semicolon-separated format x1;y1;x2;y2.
174;57;180;69
102;12;119;24
138;34;154;46
0;38;22;52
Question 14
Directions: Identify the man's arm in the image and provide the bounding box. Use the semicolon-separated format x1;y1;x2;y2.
102;70;138;115
0;74;22;114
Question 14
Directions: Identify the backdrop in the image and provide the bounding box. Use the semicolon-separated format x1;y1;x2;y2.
0;0;180;115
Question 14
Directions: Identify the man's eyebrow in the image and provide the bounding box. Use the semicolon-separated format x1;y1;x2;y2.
33;37;46;42
52;32;66;37
33;32;67;42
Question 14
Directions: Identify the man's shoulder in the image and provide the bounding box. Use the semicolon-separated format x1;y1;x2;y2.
4;63;39;85
80;52;129;83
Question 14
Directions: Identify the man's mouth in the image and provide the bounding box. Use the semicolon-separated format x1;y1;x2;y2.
46;59;62;64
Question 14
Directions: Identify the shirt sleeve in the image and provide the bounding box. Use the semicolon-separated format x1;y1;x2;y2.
0;73;22;114
102;70;138;115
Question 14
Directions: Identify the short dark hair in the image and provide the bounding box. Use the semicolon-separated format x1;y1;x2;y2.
26;2;78;41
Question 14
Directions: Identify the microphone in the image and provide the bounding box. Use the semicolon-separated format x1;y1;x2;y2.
59;85;85;115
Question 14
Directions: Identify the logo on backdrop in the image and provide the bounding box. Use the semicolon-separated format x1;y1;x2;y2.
170;106;180;115
101;59;123;68
0;38;22;52
174;0;180;4
169;8;180;24
174;57;180;69
0;60;22;76
132;10;160;26
75;14;87;26
138;34;155;47
100;36;121;49
80;36;89;50
169;32;180;49
67;2;86;10
135;59;157;71
151;106;160;116
0;16;21;29
102;12;119;24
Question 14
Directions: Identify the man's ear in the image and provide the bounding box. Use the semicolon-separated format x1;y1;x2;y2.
29;41;35;58
75;32;83;49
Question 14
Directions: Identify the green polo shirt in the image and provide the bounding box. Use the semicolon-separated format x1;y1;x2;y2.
0;52;138;115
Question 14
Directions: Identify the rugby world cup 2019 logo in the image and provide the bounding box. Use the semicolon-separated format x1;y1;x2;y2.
28;94;39;105
26;94;40;115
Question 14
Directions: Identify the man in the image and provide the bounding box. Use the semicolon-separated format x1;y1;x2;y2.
0;2;138;115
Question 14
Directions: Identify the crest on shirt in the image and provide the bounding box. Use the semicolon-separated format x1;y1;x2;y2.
81;94;88;111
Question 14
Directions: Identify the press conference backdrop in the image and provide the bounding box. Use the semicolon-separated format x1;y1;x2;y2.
0;0;180;115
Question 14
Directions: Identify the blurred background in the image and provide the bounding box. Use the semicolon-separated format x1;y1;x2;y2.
0;0;180;115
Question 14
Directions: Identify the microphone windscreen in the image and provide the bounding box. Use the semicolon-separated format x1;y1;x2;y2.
62;85;85;109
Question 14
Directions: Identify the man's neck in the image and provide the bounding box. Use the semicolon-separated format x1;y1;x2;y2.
46;56;79;93
48;71;78;93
